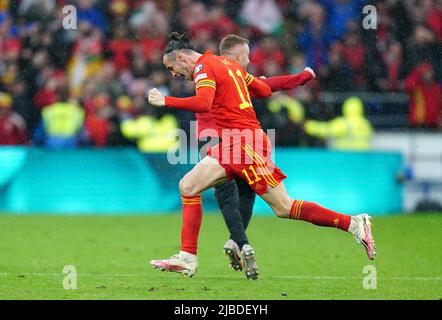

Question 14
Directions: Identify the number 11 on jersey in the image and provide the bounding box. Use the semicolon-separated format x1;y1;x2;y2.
242;165;262;185
228;69;252;110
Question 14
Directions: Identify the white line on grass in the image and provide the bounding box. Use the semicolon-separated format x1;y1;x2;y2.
0;272;440;281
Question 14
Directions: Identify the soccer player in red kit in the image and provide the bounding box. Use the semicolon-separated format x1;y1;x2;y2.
200;34;316;279
149;32;376;277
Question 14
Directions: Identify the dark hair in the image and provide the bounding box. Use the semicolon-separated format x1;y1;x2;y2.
219;34;249;54
163;31;194;56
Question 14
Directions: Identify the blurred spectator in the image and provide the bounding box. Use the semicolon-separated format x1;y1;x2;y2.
18;0;56;22
140;29;168;65
94;61;125;98
266;92;306;146
130;0;166;33
382;0;413;46
116;95;138;121
108;0;131;27
297;3;334;70
377;41;405;92
128;78;151;112
33;76;59;110
322;0;361;40
67;21;104;95
0;92;28;145
209;6;239;39
405;25;441;78
0;14;21;60
83;92;116;147
9;79;36;132
404;62;442;129
151;70;170;96
249;36;286;76
426;0;442;43
33;91;86;149
288;52;307;74
130;47;151;78
341;26;367;89
77;0;107;32
131;1;169;62
182;2;215;38
319;45;354;91
305;96;373;150
106;23;134;71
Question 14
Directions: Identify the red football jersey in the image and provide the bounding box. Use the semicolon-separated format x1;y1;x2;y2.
194;63;314;137
192;51;265;134
195;112;217;138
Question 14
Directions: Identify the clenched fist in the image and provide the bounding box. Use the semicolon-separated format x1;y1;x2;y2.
147;88;165;107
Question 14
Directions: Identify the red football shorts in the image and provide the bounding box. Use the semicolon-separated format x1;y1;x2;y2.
208;129;287;195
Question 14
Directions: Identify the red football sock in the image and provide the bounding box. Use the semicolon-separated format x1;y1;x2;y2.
181;195;203;255
289;200;351;231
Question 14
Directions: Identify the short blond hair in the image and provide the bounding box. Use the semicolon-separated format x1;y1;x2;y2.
219;34;249;55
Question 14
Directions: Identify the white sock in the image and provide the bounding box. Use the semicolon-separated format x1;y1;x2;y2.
348;216;359;234
179;251;197;263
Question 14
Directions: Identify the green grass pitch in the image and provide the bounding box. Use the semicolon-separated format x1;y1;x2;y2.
0;213;441;300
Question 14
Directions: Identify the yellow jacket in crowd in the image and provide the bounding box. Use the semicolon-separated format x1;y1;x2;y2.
121;114;179;153
305;97;373;151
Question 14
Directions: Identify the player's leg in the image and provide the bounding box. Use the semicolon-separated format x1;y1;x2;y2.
179;155;227;197
236;177;256;230
214;180;248;270
260;181;349;223
150;155;227;276
232;178;259;279
241;137;376;260
260;182;376;260
215;180;248;249
199;138;252;274
215;179;258;279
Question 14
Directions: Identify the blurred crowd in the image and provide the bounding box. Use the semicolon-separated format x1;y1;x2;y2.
0;0;441;150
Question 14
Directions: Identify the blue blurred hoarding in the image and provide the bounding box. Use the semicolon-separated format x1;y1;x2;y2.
0;147;402;215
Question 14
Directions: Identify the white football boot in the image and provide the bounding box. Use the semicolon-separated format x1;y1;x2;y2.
241;244;259;280
150;251;198;277
349;214;377;260
223;239;242;271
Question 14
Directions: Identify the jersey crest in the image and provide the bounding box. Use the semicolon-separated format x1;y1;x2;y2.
194;64;204;74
